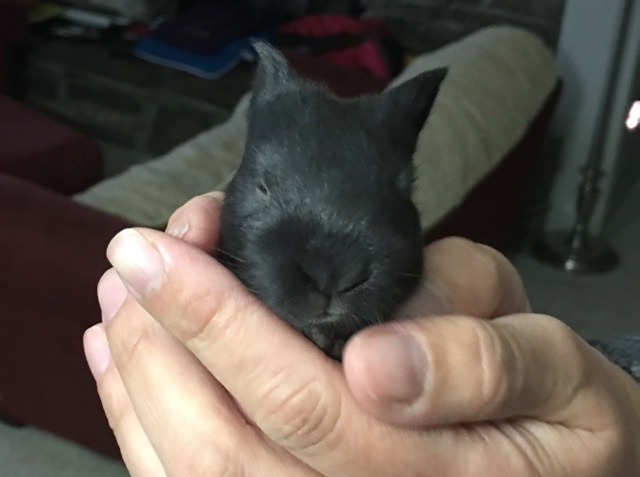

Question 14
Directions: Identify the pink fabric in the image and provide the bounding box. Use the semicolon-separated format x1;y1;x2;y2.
278;14;385;37
278;14;393;80
320;39;389;82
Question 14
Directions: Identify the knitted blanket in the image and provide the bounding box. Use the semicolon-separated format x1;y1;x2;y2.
590;336;640;383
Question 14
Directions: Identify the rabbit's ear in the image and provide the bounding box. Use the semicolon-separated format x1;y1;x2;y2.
376;68;448;198
380;67;448;141
251;41;303;104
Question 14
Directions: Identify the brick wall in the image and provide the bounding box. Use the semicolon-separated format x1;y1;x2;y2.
21;38;253;170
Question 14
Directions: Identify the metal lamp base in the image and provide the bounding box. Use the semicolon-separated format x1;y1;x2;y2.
533;230;619;274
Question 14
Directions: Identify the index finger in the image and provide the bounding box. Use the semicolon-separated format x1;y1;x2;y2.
165;191;224;253
399;238;530;320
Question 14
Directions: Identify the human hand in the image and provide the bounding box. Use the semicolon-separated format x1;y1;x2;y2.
85;192;640;476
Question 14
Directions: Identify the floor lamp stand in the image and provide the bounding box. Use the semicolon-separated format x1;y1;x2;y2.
533;162;619;273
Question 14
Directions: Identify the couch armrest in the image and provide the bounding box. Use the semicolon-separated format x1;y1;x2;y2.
0;173;129;458
0;95;105;195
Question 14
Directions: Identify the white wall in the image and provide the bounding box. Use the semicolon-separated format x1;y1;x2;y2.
545;0;639;232
599;0;640;225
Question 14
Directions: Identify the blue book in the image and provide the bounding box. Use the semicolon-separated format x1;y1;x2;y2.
134;35;261;80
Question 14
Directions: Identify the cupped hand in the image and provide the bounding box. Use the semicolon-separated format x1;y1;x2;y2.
84;192;640;477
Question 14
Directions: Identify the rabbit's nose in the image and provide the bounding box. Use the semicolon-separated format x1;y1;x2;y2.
336;270;370;295
326;296;345;316
301;262;371;298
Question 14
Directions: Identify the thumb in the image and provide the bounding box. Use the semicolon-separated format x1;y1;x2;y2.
343;314;602;429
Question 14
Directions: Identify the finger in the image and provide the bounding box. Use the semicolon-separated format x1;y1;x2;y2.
103;288;319;477
105;227;438;476
98;268;128;323
344;313;608;429
98;252;274;474
165;191;224;253
398;237;530;320
83;325;167;477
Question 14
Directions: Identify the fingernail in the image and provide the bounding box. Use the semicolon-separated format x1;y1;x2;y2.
84;325;111;380
97;269;128;323
167;221;189;239
360;325;428;404
107;229;165;298
206;191;225;203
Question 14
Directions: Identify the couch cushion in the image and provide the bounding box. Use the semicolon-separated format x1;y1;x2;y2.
74;26;557;230
75;95;251;227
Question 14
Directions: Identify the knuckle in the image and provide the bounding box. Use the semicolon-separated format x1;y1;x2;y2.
541;316;593;406
474;244;529;314
167;203;187;227
258;372;342;452
467;319;512;413
471;315;590;416
538;314;588;371
435;236;499;271
429;237;503;316
108;309;153;373
430;237;484;268
468;246;503;306
178;281;249;352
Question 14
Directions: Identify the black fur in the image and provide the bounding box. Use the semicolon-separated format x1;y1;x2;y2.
219;42;447;359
